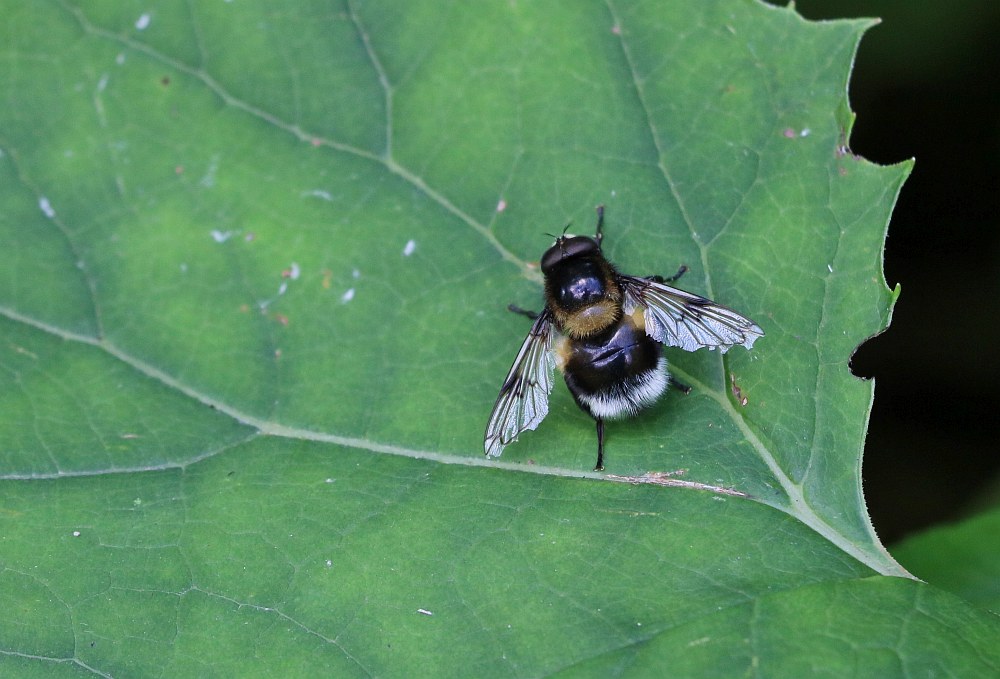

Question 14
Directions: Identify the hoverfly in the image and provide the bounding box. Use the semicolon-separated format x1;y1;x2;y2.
484;206;764;470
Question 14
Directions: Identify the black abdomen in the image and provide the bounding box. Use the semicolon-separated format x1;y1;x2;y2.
561;315;668;420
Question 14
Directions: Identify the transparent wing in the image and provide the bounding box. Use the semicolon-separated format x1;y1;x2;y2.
484;310;556;459
620;275;764;353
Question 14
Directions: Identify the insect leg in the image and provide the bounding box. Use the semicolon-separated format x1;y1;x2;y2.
594;204;605;247
507;304;540;320
594;417;606;471
649;265;689;284
669;376;692;394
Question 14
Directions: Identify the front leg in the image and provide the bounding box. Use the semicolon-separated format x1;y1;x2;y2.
594;204;605;247
649;265;688;284
508;304;540;320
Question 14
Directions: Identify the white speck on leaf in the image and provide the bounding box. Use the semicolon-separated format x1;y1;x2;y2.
352;268;361;279
115;53;126;65
39;197;56;218
341;288;355;303
72;531;81;537
827;264;834;273
304;189;332;201
97;73;109;92
496;199;507;212
200;155;219;188
403;239;417;256
417;609;433;616
210;230;232;243
277;282;288;296
135;13;151;30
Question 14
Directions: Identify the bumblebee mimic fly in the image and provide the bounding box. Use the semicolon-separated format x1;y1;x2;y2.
484;206;764;470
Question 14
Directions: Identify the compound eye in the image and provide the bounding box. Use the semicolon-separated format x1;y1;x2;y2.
540;236;599;272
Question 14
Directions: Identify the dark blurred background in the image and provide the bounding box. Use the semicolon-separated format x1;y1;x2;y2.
766;1;1000;544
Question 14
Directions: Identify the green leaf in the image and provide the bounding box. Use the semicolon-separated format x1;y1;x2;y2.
892;507;1000;613
1;1;996;676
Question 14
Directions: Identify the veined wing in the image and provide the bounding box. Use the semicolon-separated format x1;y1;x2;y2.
484;310;556;459
620;275;764;353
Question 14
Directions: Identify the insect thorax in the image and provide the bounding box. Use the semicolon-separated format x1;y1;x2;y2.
545;257;623;338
